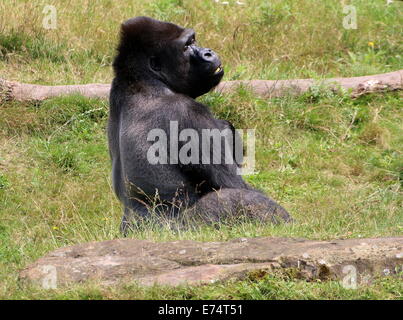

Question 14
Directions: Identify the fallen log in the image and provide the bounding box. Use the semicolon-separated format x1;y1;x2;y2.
1;70;402;103
216;69;403;98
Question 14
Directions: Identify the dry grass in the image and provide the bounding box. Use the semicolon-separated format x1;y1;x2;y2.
0;0;402;84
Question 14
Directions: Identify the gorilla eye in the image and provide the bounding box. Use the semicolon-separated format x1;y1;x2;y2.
184;38;195;51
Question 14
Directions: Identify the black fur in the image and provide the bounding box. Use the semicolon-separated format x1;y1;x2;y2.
108;16;291;234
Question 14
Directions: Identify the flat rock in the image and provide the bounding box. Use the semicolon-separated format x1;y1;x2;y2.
20;237;403;289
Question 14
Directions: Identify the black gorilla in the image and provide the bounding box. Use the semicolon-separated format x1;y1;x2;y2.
108;16;291;234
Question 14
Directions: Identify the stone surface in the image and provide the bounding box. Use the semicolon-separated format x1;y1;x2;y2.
20;237;403;288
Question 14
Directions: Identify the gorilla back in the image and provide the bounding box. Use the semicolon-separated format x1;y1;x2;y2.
108;16;291;234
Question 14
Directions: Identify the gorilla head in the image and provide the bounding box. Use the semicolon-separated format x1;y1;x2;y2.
113;16;224;98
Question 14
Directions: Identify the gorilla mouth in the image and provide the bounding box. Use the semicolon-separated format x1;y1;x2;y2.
214;65;223;75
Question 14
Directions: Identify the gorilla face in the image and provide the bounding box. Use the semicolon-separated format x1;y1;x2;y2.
113;16;224;98
162;28;224;98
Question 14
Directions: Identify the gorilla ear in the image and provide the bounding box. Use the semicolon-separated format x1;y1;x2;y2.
150;56;161;72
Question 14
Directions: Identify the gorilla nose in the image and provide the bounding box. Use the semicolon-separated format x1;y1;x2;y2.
199;48;219;64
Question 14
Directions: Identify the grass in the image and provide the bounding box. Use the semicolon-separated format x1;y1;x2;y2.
0;0;402;83
0;0;402;300
1;91;402;299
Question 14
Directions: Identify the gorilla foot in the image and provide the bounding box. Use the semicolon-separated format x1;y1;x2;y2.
120;189;291;235
188;188;292;225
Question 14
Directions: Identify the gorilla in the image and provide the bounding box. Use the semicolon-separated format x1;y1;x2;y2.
108;16;291;234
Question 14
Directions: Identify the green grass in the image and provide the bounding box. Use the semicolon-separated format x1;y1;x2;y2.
0;0;402;300
1;90;402;299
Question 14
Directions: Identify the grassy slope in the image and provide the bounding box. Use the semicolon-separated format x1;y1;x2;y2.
0;0;402;299
0;0;402;83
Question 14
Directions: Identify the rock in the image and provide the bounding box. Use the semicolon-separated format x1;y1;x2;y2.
20;237;402;288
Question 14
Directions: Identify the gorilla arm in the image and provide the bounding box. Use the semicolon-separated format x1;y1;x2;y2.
174;99;251;191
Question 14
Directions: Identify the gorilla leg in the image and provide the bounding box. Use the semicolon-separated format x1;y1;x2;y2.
187;188;292;225
120;193;190;235
121;189;291;234
120;201;150;235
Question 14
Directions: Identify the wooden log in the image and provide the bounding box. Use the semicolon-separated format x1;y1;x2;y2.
1;70;402;103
